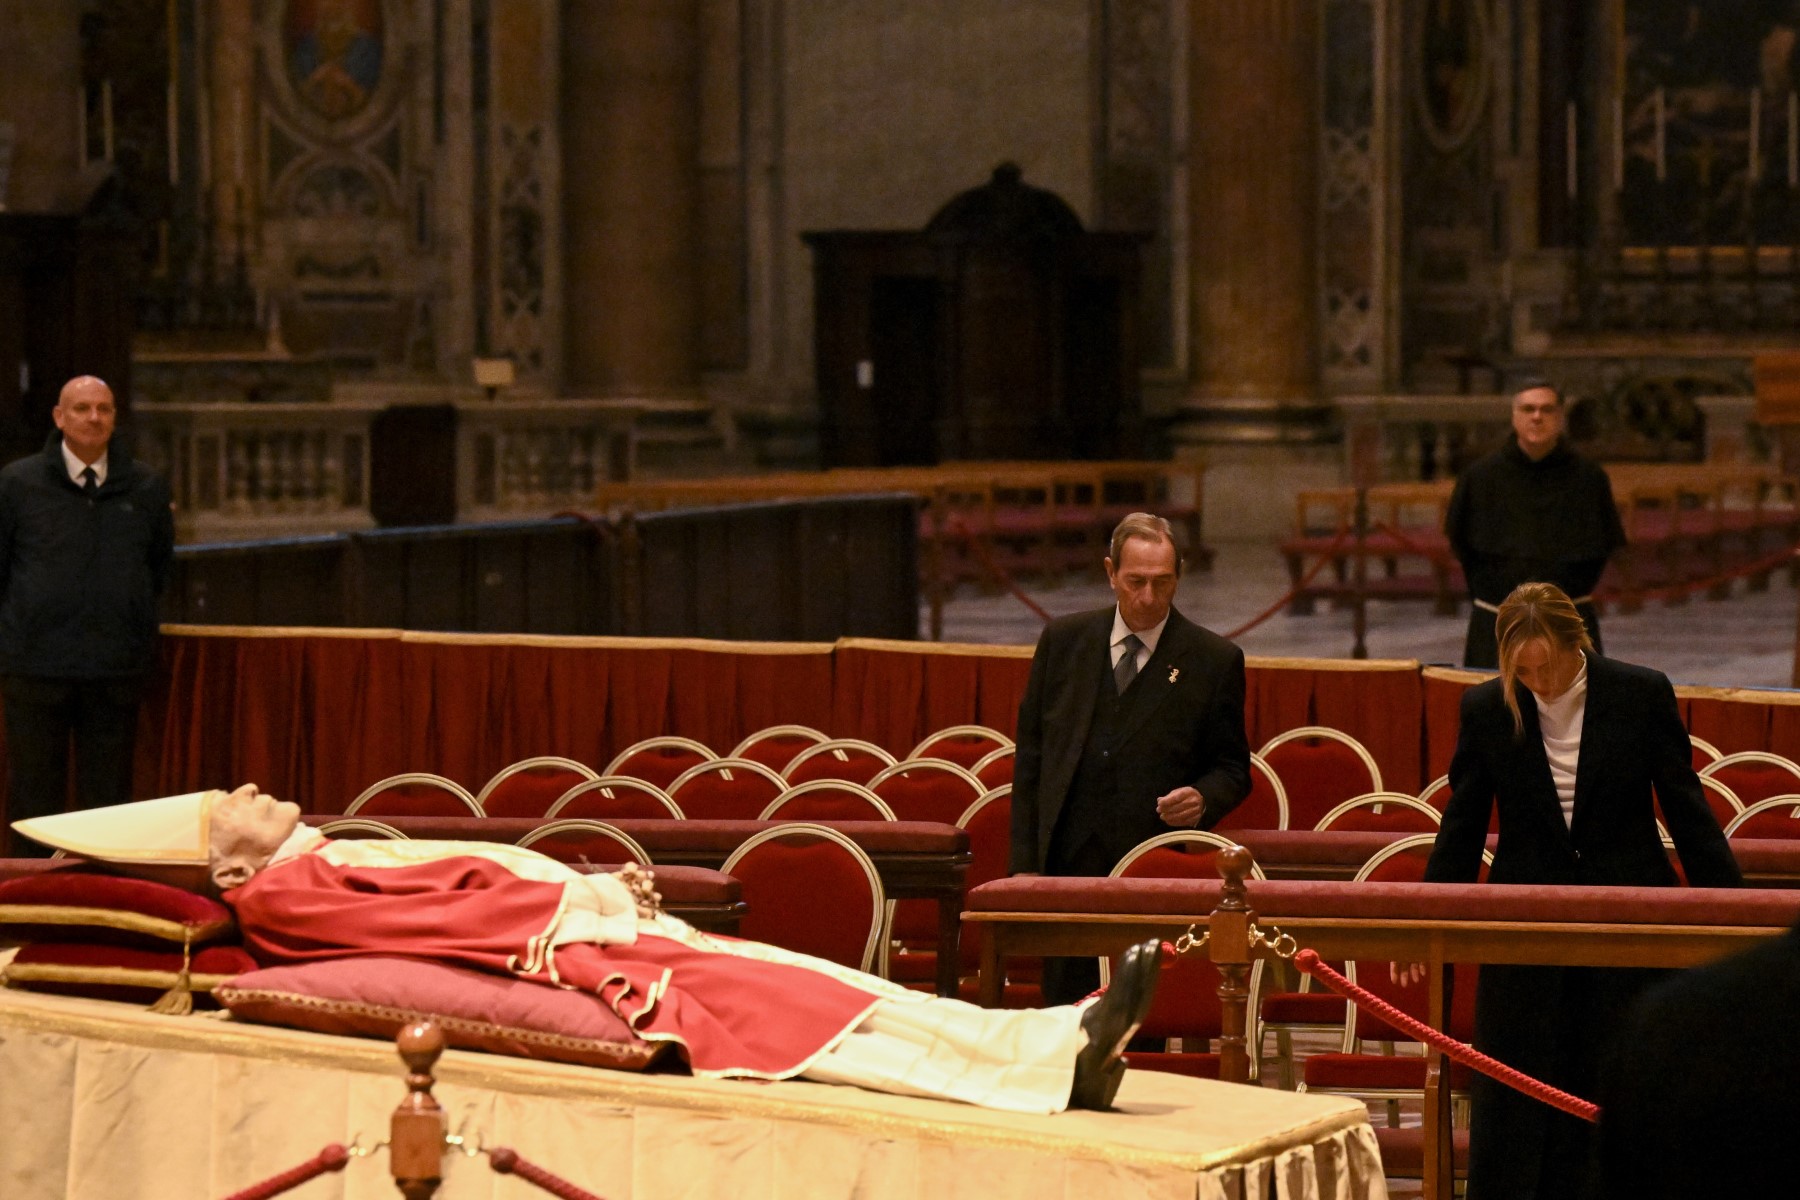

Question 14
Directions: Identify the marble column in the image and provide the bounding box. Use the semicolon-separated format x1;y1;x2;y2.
560;0;701;397
0;5;81;212
208;0;255;269
1180;0;1328;442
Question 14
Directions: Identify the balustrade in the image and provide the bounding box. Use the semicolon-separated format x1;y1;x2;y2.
134;401;380;542
135;397;650;541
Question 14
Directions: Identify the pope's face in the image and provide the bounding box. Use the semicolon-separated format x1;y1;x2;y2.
209;784;301;888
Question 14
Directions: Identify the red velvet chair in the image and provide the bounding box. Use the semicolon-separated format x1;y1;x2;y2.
1110;831;1267;1080
907;725;1012;770
474;757;599;819
868;759;985;824
721;824;887;973
782;738;897;785
1724;795;1800;839
315;817;408;840
972;745;1015;788
760;781;896;823
546;777;685;821
603;737;717;790
1259;726;1384;833
730;724;830;774
517;819;653;867
344;773;484;819
1417;774;1450;810
666;758;788;821
1702;751;1800;808
1689;735;1723;773
1314;793;1442;834
1419;772;1498;835
1210;752;1290;832
1300;836;1485;1128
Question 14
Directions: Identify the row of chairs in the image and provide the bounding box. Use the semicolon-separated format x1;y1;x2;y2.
343;725;1020;821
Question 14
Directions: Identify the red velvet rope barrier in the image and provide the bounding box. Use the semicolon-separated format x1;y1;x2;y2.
1223;527;1355;640
218;1144;350;1200
942;515;1055;624
488;1147;608;1200
1292;948;1600;1124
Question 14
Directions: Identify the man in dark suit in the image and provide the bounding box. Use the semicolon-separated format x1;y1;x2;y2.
1011;512;1251;1003
1597;917;1800;1199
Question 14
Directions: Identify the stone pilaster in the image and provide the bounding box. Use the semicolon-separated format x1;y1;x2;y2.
560;0;701;397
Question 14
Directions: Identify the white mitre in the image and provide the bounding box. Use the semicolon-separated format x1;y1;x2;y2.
11;791;225;887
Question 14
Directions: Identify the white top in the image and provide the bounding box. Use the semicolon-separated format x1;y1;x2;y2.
1110;607;1168;673
1533;655;1589;828
61;442;108;487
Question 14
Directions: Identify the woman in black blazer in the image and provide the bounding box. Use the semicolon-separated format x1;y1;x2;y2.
1422;582;1740;1200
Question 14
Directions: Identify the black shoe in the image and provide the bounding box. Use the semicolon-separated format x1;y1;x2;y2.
1069;938;1161;1110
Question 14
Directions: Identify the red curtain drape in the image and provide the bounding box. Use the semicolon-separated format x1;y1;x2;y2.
10;629;1800;835
829;639;1034;755
1246;659;1426;794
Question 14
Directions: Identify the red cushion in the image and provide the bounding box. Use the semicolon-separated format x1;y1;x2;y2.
216;956;665;1071
1261;991;1348;1024
0;869;236;947
730;838;880;970
1303;1052;1474;1091
1122;1050;1222;1078
482;769;592;819
5;941;257;1004
1372;1126;1470;1175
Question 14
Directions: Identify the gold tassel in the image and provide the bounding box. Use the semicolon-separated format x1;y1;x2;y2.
148;931;195;1016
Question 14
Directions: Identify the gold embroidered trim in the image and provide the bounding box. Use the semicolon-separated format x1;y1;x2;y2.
210;987;661;1066
2;964;237;991
0;904;234;943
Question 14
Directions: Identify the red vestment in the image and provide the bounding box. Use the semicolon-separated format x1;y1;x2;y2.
228;853;883;1078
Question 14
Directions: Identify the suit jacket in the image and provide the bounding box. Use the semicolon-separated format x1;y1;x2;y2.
1424;653;1739;889
1423;653;1739;1200
1009;606;1250;874
1598;919;1800;1200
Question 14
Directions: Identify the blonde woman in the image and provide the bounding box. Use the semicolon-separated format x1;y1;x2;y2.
1422;582;1739;1200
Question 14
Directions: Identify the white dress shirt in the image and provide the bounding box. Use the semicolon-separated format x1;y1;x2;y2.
61;443;108;487
1533;654;1589;828
1109;607;1168;674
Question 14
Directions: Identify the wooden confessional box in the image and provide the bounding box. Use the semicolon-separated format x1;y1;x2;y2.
805;165;1147;467
0;204;138;468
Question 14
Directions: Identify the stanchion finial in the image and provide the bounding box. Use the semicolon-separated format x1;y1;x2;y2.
391;1021;448;1199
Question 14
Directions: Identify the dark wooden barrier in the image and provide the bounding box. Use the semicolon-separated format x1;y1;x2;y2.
966;856;1800;1200
162;494;919;640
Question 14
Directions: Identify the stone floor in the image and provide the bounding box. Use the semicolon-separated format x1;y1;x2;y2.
923;538;1799;690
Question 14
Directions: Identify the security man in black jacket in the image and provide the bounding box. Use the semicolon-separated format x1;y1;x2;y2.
0;376;174;852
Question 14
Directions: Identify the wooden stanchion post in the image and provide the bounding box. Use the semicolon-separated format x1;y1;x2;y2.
1211;845;1256;1084
391;1022;447;1200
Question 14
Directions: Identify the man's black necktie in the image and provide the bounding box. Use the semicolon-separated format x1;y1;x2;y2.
80;467;97;496
1114;633;1143;695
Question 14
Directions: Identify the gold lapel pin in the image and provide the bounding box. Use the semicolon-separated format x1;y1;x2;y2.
1168;667;1180;683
